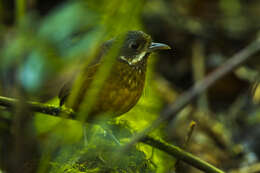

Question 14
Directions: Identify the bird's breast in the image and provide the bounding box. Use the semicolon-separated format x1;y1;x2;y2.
90;61;147;117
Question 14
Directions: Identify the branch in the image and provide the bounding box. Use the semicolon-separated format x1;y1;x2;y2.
123;37;260;151
0;95;224;173
141;136;225;173
0;96;75;118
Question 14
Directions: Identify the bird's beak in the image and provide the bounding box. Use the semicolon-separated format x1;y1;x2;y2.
147;42;171;53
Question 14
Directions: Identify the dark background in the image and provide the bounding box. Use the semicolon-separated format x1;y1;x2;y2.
1;0;260;172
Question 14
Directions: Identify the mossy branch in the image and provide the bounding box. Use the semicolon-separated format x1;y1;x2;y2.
0;95;224;173
141;136;225;173
0;96;75;118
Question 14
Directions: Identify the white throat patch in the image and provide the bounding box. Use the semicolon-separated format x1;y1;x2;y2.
120;51;146;66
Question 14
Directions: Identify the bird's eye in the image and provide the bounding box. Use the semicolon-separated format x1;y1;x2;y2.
130;42;139;50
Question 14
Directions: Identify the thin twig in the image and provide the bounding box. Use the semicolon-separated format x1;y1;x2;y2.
0;95;224;173
175;121;197;172
123;37;260;151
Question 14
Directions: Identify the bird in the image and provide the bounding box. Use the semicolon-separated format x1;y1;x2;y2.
58;31;170;121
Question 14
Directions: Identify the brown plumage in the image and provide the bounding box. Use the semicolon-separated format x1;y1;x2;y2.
59;31;170;121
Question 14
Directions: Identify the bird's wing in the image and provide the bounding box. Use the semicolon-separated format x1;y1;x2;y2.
58;63;99;107
58;39;115;106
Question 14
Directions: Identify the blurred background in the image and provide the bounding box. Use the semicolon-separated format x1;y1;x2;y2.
1;0;260;172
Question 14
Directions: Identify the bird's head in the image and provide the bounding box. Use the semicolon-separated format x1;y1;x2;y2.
117;31;170;66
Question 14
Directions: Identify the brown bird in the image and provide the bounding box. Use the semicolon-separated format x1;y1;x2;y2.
59;31;170;121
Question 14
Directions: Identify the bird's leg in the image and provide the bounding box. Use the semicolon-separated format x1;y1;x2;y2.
103;128;121;146
98;120;121;146
81;123;96;147
82;122;121;146
82;123;88;147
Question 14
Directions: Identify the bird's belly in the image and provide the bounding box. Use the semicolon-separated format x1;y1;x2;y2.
91;75;145;117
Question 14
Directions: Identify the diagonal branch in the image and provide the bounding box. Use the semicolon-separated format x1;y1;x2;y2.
124;37;260;152
141;136;225;173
